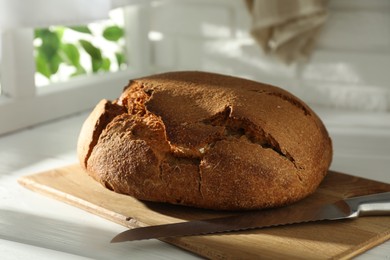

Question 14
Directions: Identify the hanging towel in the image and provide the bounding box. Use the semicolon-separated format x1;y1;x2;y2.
245;0;328;63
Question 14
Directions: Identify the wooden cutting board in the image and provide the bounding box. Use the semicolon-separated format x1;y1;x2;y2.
18;164;390;259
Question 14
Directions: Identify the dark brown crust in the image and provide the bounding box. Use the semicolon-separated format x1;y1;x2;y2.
77;71;333;210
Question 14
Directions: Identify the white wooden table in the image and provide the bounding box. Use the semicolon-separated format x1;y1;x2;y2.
0;108;389;259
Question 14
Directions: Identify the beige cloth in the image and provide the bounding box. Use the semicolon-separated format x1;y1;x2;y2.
246;0;328;63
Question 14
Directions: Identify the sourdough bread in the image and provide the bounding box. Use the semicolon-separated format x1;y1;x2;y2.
77;71;332;210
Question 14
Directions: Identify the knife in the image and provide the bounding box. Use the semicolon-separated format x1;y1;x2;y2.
111;191;390;242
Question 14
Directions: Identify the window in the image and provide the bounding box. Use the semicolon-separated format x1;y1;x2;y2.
34;8;128;87
0;3;152;135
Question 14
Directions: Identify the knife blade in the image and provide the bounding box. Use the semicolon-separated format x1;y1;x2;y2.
111;191;390;242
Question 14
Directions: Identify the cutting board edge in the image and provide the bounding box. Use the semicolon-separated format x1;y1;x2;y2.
17;174;206;255
335;231;390;260
18;175;138;229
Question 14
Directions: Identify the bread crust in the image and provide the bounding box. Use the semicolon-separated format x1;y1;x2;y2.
77;71;332;210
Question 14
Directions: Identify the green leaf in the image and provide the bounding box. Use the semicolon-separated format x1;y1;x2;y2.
79;40;103;73
49;54;62;74
92;58;102;73
35;52;51;79
69;26;92;34
71;65;87;77
40;29;60;60
102;26;124;41
79;40;102;60
115;52;126;66
101;57;111;71
54;27;65;40
60;43;80;67
34;28;44;39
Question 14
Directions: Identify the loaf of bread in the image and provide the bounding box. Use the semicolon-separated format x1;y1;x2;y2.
77;71;332;210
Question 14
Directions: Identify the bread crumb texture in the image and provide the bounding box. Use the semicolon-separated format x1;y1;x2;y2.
77;71;332;210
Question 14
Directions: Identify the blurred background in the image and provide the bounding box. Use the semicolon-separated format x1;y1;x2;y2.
0;0;389;180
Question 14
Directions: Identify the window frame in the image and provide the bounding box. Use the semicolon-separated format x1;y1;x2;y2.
0;4;152;136
1;0;389;136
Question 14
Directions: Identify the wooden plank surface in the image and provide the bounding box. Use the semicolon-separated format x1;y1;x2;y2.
18;164;390;259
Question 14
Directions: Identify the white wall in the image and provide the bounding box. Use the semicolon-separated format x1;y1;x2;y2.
147;0;390;112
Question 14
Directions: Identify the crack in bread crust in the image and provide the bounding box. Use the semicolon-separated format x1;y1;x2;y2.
201;106;300;169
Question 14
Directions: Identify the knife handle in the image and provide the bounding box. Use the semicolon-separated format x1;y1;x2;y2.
345;191;390;217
